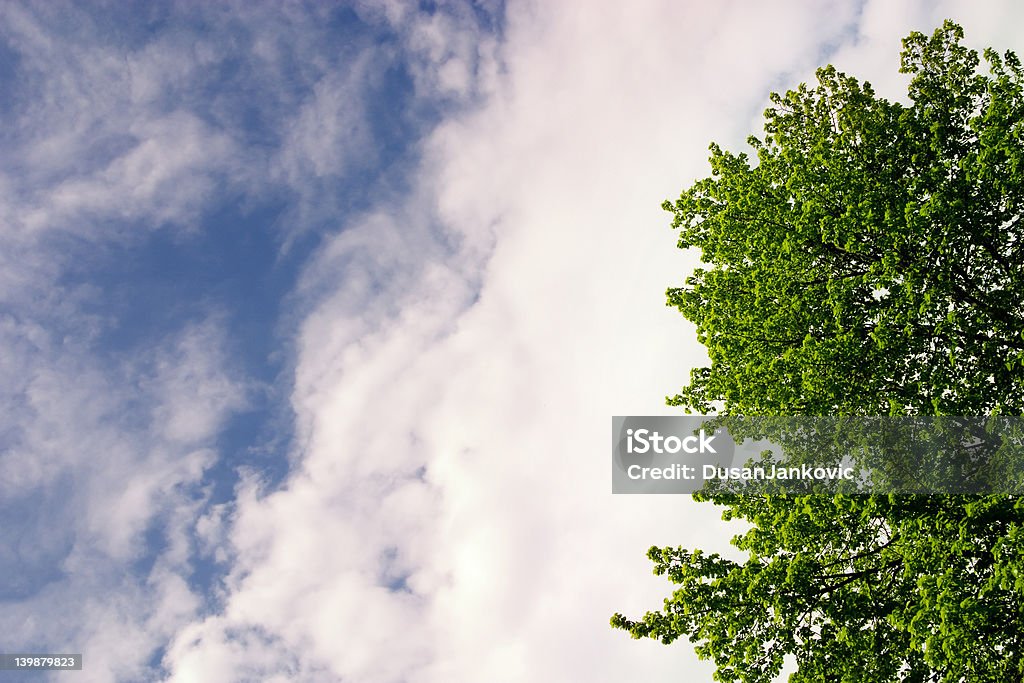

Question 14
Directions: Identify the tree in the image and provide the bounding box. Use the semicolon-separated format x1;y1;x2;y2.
611;21;1024;682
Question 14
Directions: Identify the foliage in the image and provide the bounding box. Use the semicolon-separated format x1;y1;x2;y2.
612;22;1024;682
699;415;1024;496
614;493;1024;682
666;21;1024;417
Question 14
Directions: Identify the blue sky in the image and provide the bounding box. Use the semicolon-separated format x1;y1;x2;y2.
1;2;1023;681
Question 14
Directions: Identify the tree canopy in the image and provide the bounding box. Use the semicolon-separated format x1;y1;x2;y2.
666;20;1024;417
612;22;1024;682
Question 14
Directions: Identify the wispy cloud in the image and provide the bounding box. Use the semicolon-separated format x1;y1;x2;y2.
0;4;366;680
0;315;244;679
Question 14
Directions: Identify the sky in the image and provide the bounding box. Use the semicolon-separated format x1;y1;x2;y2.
1;1;1023;681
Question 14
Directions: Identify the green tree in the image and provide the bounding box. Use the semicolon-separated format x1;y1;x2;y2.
612;22;1024;682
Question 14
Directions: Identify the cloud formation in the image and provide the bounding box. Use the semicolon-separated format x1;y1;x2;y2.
0;4;364;679
171;1;1024;681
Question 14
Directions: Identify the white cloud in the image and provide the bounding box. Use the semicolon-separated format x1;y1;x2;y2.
145;320;250;445
272;50;383;190
0;5;392;682
0;317;246;681
166;1;997;681
1;15;233;220
24;112;237;235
